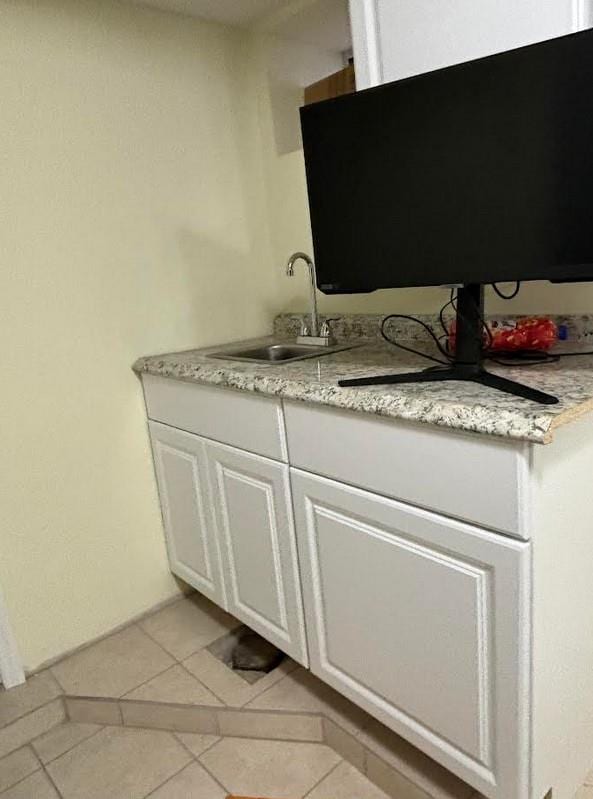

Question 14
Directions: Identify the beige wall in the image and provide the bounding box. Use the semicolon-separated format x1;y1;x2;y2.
0;0;282;670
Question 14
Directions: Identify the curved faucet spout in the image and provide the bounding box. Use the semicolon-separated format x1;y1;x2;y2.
286;252;319;337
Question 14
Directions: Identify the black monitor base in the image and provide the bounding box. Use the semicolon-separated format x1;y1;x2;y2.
339;365;559;405
337;284;559;406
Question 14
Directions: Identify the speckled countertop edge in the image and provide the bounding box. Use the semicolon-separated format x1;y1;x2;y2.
132;332;593;444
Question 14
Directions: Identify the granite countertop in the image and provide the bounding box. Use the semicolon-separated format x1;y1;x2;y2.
133;333;593;445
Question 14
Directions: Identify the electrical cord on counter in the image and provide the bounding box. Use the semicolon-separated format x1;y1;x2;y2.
380;314;453;366
381;285;593;369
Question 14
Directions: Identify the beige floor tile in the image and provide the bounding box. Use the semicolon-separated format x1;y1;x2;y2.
575;788;593;799
0;770;59;799
51;625;174;697
175;732;220;757
0;747;40;793
183;649;297;707
0;699;65;759
306;761;390;799
124;664;223;705
140;595;239;660
0;671;62;728
247;667;369;734
200;737;340;798
32;721;102;763
358;719;475;799
47;726;190;799
147;761;227;798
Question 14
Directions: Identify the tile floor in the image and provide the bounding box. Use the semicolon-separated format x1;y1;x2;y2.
0;719;389;799
1;592;592;798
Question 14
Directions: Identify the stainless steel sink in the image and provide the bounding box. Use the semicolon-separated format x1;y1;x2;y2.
208;342;356;364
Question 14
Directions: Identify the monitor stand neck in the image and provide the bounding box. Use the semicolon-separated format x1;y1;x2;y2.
338;284;559;405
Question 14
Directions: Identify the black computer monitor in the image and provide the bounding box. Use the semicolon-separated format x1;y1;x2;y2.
299;29;593;405
301;29;593;294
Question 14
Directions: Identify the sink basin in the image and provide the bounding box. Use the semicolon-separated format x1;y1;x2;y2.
208;342;356;364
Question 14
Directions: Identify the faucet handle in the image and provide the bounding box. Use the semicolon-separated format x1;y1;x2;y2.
320;318;340;334
299;318;310;337
320;318;340;342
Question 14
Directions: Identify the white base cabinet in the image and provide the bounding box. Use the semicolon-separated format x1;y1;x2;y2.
150;421;226;608
142;376;593;799
148;419;308;667
290;469;530;798
206;441;308;666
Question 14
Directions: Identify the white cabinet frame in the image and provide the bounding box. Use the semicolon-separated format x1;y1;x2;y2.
0;583;25;689
350;0;591;90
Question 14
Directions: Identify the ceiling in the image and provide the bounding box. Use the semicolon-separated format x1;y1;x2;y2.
129;0;351;52
129;0;296;27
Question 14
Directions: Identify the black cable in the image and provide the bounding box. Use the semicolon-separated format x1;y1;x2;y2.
380;314;453;366
492;281;521;300
487;353;560;367
439;289;456;338
553;349;593;357
381;291;593;371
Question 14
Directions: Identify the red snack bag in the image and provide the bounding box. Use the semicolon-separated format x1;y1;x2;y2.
448;317;558;353
490;317;558;352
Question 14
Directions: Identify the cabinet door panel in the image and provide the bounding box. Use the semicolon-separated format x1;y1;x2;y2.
207;442;308;666
291;468;530;799
149;422;225;607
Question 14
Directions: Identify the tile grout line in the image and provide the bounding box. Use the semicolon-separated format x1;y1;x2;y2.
41;761;64;799
195;743;235;796
0;745;42;796
0;688;64;732
0;696;66;759
182;649;291;709
133;623;234;707
239;665;292;710
30;724;106;767
302;758;344;798
135;621;185;663
119;661;181;703
139;746;196;799
135;615;232;667
0;768;43;797
178;659;229;706
172;731;221;761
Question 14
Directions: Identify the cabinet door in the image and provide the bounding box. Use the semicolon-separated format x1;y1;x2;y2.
206;442;308;666
350;0;580;88
149;422;226;608
291;469;530;799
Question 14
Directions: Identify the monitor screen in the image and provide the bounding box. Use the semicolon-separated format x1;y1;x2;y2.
300;29;593;293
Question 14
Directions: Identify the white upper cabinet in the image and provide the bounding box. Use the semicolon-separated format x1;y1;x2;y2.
350;0;591;88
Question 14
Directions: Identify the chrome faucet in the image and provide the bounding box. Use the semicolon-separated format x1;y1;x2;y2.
286;252;320;340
